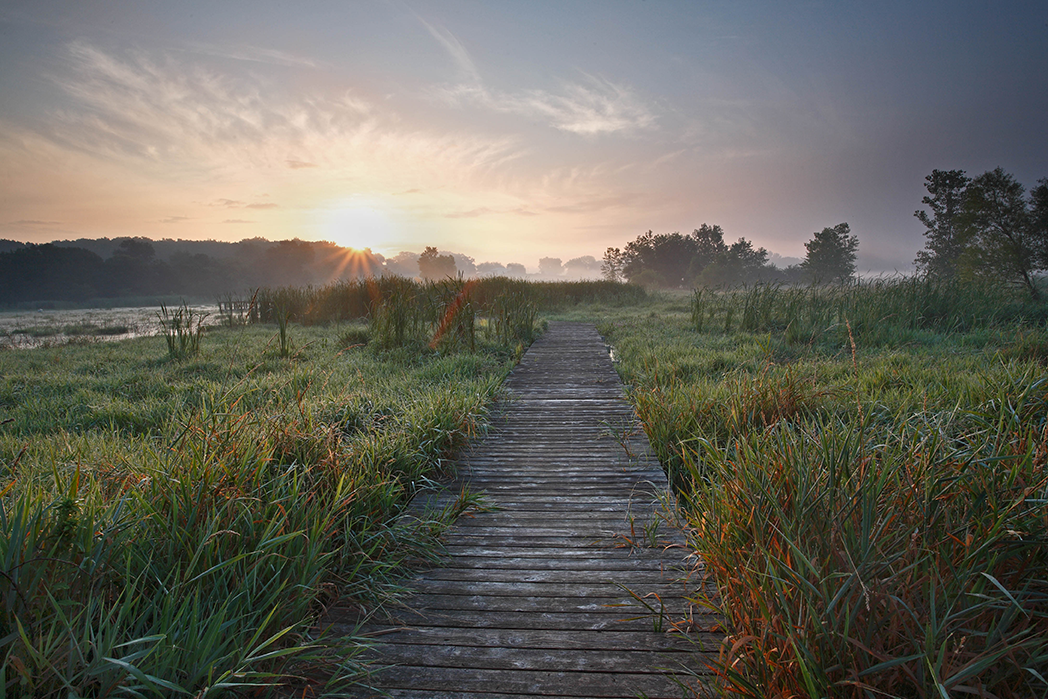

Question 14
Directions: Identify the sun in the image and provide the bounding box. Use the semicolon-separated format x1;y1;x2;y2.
318;199;397;251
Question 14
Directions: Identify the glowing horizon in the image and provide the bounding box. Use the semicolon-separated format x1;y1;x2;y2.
1;3;1045;274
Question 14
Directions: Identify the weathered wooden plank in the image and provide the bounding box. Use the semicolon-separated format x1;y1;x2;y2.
359;643;714;674
352;627;720;652
330;322;722;698
416;568;697;584
349;665;708;698
424;556;695;572
366;690;713;699
434;545;681;557
351;609;706;632
407;580;703;598
392;594;691;617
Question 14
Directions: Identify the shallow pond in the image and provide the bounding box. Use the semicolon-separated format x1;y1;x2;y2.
0;305;218;349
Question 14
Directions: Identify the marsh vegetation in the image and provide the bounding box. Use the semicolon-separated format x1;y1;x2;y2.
2;274;1046;697
0;276;563;696
590;280;1048;698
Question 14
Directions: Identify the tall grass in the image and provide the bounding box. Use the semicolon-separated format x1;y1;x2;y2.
0;321;516;696
253;276;645;327
368;277;425;350
600;278;1048;698
157;302;207;361
677;391;1048;697
690;278;1046;346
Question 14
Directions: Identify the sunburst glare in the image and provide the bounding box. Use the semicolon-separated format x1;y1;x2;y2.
318;200;399;252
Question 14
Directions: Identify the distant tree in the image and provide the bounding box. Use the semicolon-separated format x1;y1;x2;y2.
539;257;563;278
253;239;317;287
0;244;105;303
452;253;477;278
169;251;234;296
505;262;527;278
601;247;623;282
418;246;457;280
958;168;1046;300
914;169;971;278
116;237;157;260
476;261;507;277
104;238;171;296
1033;179;1048;266
697;238;770;287
621;231;698;286
384;250;421;277
564;255;601;279
612;224;767;287
688;224;729;279
801;223;858;284
779;265;808;285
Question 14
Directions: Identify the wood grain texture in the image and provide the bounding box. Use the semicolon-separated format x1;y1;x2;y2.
331;322;722;698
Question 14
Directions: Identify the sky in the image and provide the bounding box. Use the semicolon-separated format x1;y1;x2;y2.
1;1;1046;273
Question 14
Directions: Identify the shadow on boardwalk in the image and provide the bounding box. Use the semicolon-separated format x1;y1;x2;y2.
326;322;724;698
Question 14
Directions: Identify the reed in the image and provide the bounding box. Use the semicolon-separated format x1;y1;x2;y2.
681;395;1047;697
0;320;517;696
157;302;207;361
600;280;1048;698
253;277;645;326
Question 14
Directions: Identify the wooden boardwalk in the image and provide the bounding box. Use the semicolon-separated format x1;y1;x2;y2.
332;322;721;698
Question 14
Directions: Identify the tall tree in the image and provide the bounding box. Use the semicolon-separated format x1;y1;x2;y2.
696;238;770;288
601;247;623;282
914;169;970;278
801;223;858;284
620;231;698;286
1031;179;1048;270
417;246;457;281
958;168;1045;300
689;223;728;277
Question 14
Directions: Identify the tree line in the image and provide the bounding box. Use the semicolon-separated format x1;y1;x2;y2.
602;222;859;288
0;238;387;305
0;237;602;306
914;167;1048;299
602;165;1047;294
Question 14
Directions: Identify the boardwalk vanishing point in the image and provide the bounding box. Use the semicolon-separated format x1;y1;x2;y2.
331;322;722;698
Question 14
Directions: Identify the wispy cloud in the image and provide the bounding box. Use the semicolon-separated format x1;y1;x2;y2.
545;192;644;214
222;219;254;224
41;41;522;188
184;42;322;69
11;219;62;225
444;207;492;219
160;216;190;223
417;18;481;85
417;16;655;137
209;199;277;210
444;205;538;218
434;72;656;137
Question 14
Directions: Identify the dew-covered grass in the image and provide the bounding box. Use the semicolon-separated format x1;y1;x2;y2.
588;282;1048;698
0;316;527;696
